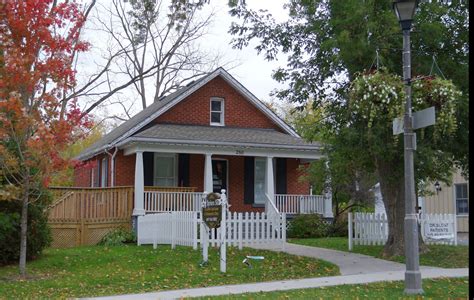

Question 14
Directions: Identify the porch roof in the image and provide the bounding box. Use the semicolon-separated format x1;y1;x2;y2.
117;124;322;158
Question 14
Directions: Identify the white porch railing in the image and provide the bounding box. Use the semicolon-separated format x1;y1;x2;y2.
144;191;204;213
274;194;325;215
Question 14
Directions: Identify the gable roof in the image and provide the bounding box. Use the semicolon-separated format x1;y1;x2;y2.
77;67;300;161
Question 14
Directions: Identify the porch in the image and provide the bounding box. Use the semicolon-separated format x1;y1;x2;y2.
129;151;333;218
48;186;332;219
143;190;330;216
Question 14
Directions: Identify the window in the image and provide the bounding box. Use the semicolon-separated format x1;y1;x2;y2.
254;158;266;204
100;158;108;187
210;98;224;126
154;153;177;186
455;183;468;215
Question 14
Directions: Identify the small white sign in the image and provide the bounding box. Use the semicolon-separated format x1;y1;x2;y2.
423;220;454;240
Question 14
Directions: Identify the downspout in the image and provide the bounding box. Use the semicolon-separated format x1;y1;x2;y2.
105;146;118;187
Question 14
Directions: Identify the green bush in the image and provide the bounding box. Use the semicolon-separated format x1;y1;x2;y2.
98;227;136;246
325;215;348;237
287;214;330;238
0;200;52;265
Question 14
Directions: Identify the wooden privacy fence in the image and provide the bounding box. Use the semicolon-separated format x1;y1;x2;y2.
137;211;286;249
47;186;197;248
348;212;457;250
48;186;134;248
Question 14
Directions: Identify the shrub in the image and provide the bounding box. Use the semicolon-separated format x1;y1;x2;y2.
99;227;136;246
287;214;330;238
0;199;52;265
326;214;348;237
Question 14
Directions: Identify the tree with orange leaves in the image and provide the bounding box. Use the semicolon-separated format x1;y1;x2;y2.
0;0;90;276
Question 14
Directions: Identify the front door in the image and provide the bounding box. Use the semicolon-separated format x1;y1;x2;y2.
212;159;228;194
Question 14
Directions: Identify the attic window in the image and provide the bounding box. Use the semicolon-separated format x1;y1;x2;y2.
210;97;224;126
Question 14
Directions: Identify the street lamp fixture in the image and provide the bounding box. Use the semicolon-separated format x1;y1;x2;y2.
392;0;423;295
393;0;419;30
434;181;442;193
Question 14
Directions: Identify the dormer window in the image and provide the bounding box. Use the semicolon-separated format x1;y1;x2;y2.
210;97;224;126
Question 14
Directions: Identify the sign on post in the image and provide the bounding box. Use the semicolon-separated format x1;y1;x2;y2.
201;191;228;273
421;214;457;244
202;205;222;228
392;106;436;135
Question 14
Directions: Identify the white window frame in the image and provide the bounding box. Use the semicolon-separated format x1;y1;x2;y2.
153;153;178;187
210;97;225;126
254;157;266;205
455;183;469;216
100;158;107;187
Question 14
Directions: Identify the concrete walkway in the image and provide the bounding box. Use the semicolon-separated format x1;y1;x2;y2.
83;243;468;299
250;242;409;275
86;267;468;300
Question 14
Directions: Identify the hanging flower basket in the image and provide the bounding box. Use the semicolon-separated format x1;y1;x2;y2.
348;69;460;141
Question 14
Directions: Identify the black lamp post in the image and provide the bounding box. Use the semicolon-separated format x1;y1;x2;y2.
392;0;423;295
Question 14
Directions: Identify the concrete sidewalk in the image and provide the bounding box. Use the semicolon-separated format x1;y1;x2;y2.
85;267;468;300
249;242;409;275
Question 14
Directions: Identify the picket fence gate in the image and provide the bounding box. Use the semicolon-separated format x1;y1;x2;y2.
137;211;286;249
348;212;457;250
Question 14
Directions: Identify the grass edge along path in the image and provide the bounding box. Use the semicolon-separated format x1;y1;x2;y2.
288;237;469;268
195;276;469;299
0;245;339;299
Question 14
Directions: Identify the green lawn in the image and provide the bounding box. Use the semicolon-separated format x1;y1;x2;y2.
0;245;339;299
198;277;469;299
288;237;469;268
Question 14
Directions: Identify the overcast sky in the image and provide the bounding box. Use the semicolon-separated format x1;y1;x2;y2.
77;0;292;126
197;0;290;101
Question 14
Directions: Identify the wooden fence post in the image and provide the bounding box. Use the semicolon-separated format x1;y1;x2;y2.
80;219;85;246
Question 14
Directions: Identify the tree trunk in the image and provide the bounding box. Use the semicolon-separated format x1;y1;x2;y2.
378;159;426;257
379;173;406;257
19;177;29;277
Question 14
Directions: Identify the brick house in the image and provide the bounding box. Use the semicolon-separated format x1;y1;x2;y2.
73;67;333;221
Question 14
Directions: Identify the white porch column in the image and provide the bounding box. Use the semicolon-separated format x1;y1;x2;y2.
265;156;275;202
323;161;334;218
204;153;213;193
133;151;145;216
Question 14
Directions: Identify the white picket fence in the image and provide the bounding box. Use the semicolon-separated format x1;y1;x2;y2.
137;211;286;249
348;212;457;250
137;211;199;249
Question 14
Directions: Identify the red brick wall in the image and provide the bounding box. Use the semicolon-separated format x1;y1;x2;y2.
73;151;135;187
73;159;96;187
287;159;310;195
155;76;283;131
115;151;135;186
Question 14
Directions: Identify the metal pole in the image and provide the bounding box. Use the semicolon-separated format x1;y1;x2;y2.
402;28;423;294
